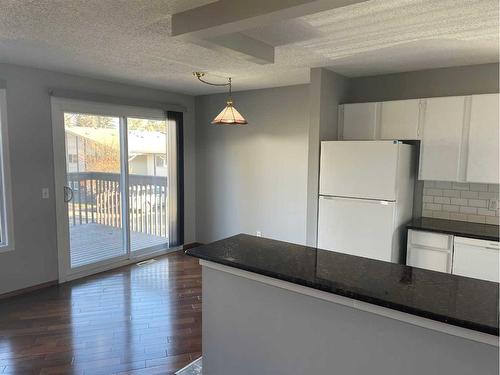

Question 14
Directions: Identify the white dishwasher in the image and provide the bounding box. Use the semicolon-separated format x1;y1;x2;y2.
452;237;499;283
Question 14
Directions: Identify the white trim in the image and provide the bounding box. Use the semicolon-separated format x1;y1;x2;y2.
62;246;180;283
52;98;71;280
49;88;188;113
50;97;165;120
167;117;178;246
120;117;131;254
200;260;499;347
60;243;171;283
51;97;174;282
0;89;14;253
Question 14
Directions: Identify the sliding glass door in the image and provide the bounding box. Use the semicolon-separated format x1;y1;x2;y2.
127;118;169;253
52;98;181;281
64;113;127;268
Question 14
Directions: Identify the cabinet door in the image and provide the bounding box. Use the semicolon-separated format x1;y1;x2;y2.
380;99;421;140
418;96;466;181
340;103;378;140
452;237;499;282
466;93;499;184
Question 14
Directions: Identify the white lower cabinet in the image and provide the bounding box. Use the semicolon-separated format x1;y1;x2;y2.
406;230;453;273
407;246;451;273
452;237;499;283
407;230;500;282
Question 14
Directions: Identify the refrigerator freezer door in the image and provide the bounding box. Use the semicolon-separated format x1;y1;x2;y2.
320;141;399;201
317;196;396;262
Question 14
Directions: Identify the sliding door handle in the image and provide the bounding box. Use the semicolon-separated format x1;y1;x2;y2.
64;186;74;202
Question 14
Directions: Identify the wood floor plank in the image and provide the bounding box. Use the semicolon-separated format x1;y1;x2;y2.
0;252;201;374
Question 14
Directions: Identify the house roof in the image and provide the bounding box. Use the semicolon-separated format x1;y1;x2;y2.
66;127;166;155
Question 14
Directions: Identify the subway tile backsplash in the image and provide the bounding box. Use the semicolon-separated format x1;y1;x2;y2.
422;181;499;225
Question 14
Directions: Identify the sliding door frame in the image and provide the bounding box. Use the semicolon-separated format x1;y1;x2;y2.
51;98;183;282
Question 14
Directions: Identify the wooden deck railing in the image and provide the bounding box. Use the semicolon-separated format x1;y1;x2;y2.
67;172;168;237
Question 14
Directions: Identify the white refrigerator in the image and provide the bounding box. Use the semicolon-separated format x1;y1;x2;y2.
317;141;415;263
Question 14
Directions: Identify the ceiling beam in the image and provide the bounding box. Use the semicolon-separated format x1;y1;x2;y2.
179;31;274;64
171;0;368;39
171;0;367;64
205;33;274;64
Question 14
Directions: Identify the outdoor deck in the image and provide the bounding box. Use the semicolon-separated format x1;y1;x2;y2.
69;223;167;268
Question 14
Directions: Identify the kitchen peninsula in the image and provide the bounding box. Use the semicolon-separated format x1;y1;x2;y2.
187;234;499;375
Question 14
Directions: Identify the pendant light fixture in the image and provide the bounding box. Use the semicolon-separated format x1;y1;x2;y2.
194;72;248;125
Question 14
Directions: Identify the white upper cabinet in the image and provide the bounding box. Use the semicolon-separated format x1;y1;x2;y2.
340;100;422;141
339;93;498;183
379;99;422;140
418;96;467;181
339;103;379;140
466;93;499;184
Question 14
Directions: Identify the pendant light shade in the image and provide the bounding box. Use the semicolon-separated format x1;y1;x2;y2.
194;72;248;125
211;99;248;125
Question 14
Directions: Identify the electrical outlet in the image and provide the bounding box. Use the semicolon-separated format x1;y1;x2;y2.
41;188;49;199
256;231;262;237
489;199;498;211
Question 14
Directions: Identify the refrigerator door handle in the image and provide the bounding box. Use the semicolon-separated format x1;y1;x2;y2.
319;195;395;205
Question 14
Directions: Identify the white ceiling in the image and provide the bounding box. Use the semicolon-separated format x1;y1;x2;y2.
0;0;497;95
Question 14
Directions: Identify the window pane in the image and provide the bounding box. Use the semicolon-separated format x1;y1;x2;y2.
127;118;168;252
64;113;125;268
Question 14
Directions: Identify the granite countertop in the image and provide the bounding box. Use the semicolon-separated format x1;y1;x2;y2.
186;234;499;336
407;217;499;242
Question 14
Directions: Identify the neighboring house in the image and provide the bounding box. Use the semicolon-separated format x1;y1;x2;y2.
65;127;167;176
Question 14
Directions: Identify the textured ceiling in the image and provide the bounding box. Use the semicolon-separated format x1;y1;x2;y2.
246;0;499;76
0;0;497;95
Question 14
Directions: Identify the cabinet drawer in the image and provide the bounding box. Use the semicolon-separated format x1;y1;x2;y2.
409;230;452;250
407;246;451;273
454;236;499;249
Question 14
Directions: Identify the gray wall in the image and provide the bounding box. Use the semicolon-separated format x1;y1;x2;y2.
0;63;196;295
346;63;499;103
203;266;498;375
306;68;348;246
195;85;310;245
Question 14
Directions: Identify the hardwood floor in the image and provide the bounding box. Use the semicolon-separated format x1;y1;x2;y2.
0;251;202;375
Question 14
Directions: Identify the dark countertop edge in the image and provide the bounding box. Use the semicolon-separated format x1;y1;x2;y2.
406;224;499;242
406;219;499;242
186;250;499;336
